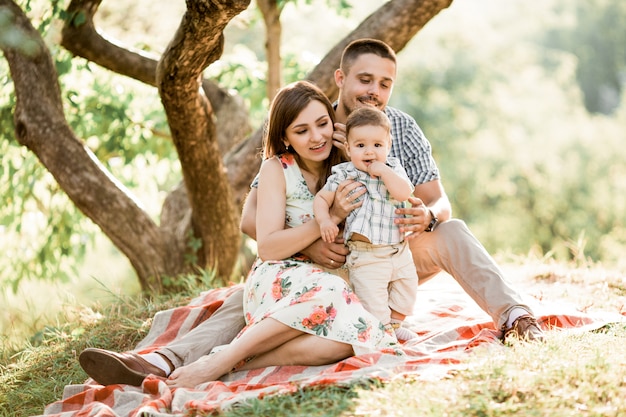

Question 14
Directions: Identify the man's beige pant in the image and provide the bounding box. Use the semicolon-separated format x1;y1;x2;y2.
158;219;531;368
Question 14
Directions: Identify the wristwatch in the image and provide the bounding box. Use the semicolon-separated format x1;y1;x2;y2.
424;208;439;232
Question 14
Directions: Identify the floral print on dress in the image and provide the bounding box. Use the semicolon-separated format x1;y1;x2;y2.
241;154;401;356
271;276;291;300
290;284;322;305
343;287;360;305
353;317;373;343
302;304;337;336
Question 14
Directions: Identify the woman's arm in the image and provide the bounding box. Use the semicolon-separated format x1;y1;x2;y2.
256;158;323;261
241;173;355;267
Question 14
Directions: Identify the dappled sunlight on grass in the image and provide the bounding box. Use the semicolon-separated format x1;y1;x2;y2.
348;326;626;417
1;237;137;351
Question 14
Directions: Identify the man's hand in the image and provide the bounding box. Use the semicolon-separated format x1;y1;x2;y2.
332;122;348;155
394;196;432;239
300;237;350;269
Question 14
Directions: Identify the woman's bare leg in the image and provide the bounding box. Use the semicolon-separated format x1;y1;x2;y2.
166;318;301;388
239;333;353;371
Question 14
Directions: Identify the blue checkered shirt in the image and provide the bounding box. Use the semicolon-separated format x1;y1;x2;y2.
384;106;439;185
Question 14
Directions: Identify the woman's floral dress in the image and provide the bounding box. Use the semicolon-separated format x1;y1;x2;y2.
243;153;399;355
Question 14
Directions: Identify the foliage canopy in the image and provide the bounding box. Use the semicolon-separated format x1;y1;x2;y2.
1;0;625;295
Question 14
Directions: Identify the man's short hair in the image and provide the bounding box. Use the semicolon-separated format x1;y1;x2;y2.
340;38;397;74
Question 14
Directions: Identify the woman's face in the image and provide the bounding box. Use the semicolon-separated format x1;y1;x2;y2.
284;100;334;164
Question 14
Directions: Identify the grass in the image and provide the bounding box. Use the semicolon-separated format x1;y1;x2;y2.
0;292;191;417
1;261;625;417
350;326;626;416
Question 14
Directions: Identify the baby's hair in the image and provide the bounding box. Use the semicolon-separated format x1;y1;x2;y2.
345;107;391;140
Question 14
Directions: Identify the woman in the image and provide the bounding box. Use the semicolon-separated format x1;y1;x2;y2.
166;81;399;388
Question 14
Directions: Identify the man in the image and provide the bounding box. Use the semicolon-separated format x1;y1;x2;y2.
79;39;543;387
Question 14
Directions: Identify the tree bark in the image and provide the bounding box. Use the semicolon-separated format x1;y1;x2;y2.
257;0;282;100
1;0;175;293
156;0;250;280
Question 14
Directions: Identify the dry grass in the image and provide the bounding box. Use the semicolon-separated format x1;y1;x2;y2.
1;259;625;417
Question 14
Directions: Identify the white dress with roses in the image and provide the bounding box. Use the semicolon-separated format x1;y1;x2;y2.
242;153;399;355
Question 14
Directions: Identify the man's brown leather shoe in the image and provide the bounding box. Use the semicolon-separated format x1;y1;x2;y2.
503;315;545;342
79;348;167;386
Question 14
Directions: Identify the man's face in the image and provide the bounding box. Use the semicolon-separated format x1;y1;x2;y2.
335;53;396;117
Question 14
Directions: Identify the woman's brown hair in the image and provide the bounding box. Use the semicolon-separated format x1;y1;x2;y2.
263;80;346;190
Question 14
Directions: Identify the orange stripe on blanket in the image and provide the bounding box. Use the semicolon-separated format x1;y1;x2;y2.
38;284;624;417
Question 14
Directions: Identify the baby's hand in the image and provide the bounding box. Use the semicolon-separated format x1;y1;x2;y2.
367;161;387;178
320;220;339;243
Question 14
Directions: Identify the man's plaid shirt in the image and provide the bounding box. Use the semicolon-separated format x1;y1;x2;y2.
384;106;439;186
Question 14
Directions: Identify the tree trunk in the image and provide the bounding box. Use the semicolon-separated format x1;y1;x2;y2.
258;0;282;100
1;0;176;293
156;0;250;280
2;0;453;294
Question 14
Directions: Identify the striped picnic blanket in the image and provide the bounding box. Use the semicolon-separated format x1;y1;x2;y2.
38;275;623;417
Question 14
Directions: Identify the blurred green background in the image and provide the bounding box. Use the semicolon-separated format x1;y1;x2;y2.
1;0;624;345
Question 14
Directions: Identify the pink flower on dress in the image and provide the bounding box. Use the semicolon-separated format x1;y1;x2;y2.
301;304;336;336
299;286;320;302
308;306;329;325
358;328;371;343
271;276;291;300
354;317;372;343
343;288;360;305
280;153;295;168
290;285;321;305
271;278;283;300
327;306;337;320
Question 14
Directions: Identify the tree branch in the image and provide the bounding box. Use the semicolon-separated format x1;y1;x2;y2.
61;0;250;155
2;0;174;292
225;0;454;209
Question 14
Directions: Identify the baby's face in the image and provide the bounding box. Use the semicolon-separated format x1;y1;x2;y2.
346;124;391;171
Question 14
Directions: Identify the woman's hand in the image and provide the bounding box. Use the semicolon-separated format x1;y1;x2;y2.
329;179;365;221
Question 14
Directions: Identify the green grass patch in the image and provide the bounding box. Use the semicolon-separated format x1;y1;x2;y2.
347;325;626;417
2;265;626;417
0;291;193;417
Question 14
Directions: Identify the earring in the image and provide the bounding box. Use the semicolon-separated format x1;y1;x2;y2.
285;144;293;153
